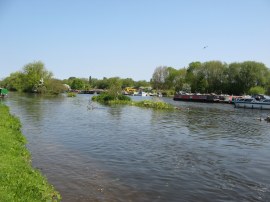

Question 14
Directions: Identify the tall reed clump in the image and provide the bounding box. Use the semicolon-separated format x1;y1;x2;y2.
0;104;61;201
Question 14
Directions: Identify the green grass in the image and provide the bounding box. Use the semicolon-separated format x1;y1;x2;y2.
0;104;61;202
132;100;174;109
92;93;174;110
66;92;77;97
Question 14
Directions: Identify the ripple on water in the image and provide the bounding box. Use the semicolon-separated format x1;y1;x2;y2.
5;93;270;201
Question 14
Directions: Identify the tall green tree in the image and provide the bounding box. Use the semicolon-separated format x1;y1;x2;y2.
239;61;269;94
70;78;85;90
185;62;202;92
107;77;123;99
134;80;150;88
121;78;135;88
151;66;169;90
22;61;53;92
226;62;243;95
202;61;227;93
0;72;25;91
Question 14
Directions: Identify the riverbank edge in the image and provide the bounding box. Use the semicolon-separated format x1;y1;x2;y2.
0;103;61;201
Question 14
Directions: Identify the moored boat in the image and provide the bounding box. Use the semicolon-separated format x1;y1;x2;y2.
0;88;8;98
133;91;148;96
234;97;270;110
173;93;220;103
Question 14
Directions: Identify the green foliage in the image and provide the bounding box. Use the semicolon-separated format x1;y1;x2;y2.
70;78;85;90
67;92;77;97
133;100;174;109
1;71;25;91
46;78;69;94
151;66;168;90
249;86;266;95
0;104;61;201
107;77;123;99
168;60;270;95
1;61;68;95
92;93;173;109
92;92;131;103
121;78;135;88
22;61;53;93
134;80;150;89
92;93;115;102
182;83;191;93
151;66;187;92
160;90;174;97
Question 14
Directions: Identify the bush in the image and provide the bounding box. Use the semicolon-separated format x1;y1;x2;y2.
92;93;131;103
134;100;174;109
92;93;173;110
67;92;77;97
249;86;266;95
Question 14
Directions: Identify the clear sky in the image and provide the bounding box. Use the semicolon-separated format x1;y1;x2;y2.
1;0;270;81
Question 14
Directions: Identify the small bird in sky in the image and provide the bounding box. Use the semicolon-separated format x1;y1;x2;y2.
203;45;208;49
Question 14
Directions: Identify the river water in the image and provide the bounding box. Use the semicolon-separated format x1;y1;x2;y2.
4;93;270;201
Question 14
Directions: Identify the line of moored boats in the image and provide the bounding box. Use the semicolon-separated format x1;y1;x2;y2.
173;92;270;110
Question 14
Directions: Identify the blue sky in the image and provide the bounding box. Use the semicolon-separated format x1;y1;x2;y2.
1;0;270;81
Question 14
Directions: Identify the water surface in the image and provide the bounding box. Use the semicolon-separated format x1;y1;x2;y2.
5;93;270;201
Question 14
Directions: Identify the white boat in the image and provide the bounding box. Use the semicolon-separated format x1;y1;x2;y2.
133;91;148;96
234;97;270;109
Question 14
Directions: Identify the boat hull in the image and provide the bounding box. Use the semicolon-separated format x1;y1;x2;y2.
235;102;270;110
173;94;219;103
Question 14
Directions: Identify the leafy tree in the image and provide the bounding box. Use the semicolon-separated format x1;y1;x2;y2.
0;72;25;91
181;83;191;93
226;62;243;95
92;77;110;89
174;69;187;92
121;78;135;88
151;66;169;90
22;61;53;92
249;86;266;95
234;61;268;94
185;62;202;92
202;61;227;93
107;77;123;99
134;80;150;89
46;79;68;94
70;78;84;90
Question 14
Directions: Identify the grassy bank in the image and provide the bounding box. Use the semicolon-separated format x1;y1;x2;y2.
0;104;61;201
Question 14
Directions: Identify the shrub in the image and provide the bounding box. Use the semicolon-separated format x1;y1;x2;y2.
92;93;131;103
67;92;77;97
134;100;174;109
249;86;266;95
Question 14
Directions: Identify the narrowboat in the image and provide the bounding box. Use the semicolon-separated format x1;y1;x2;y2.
173;93;220;103
0;88;8;98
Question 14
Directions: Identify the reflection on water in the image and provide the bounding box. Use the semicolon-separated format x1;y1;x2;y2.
5;93;270;202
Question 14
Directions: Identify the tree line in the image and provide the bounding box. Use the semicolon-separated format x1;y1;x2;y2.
1;60;269;95
0;61;150;94
0;61;68;94
151;61;270;95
